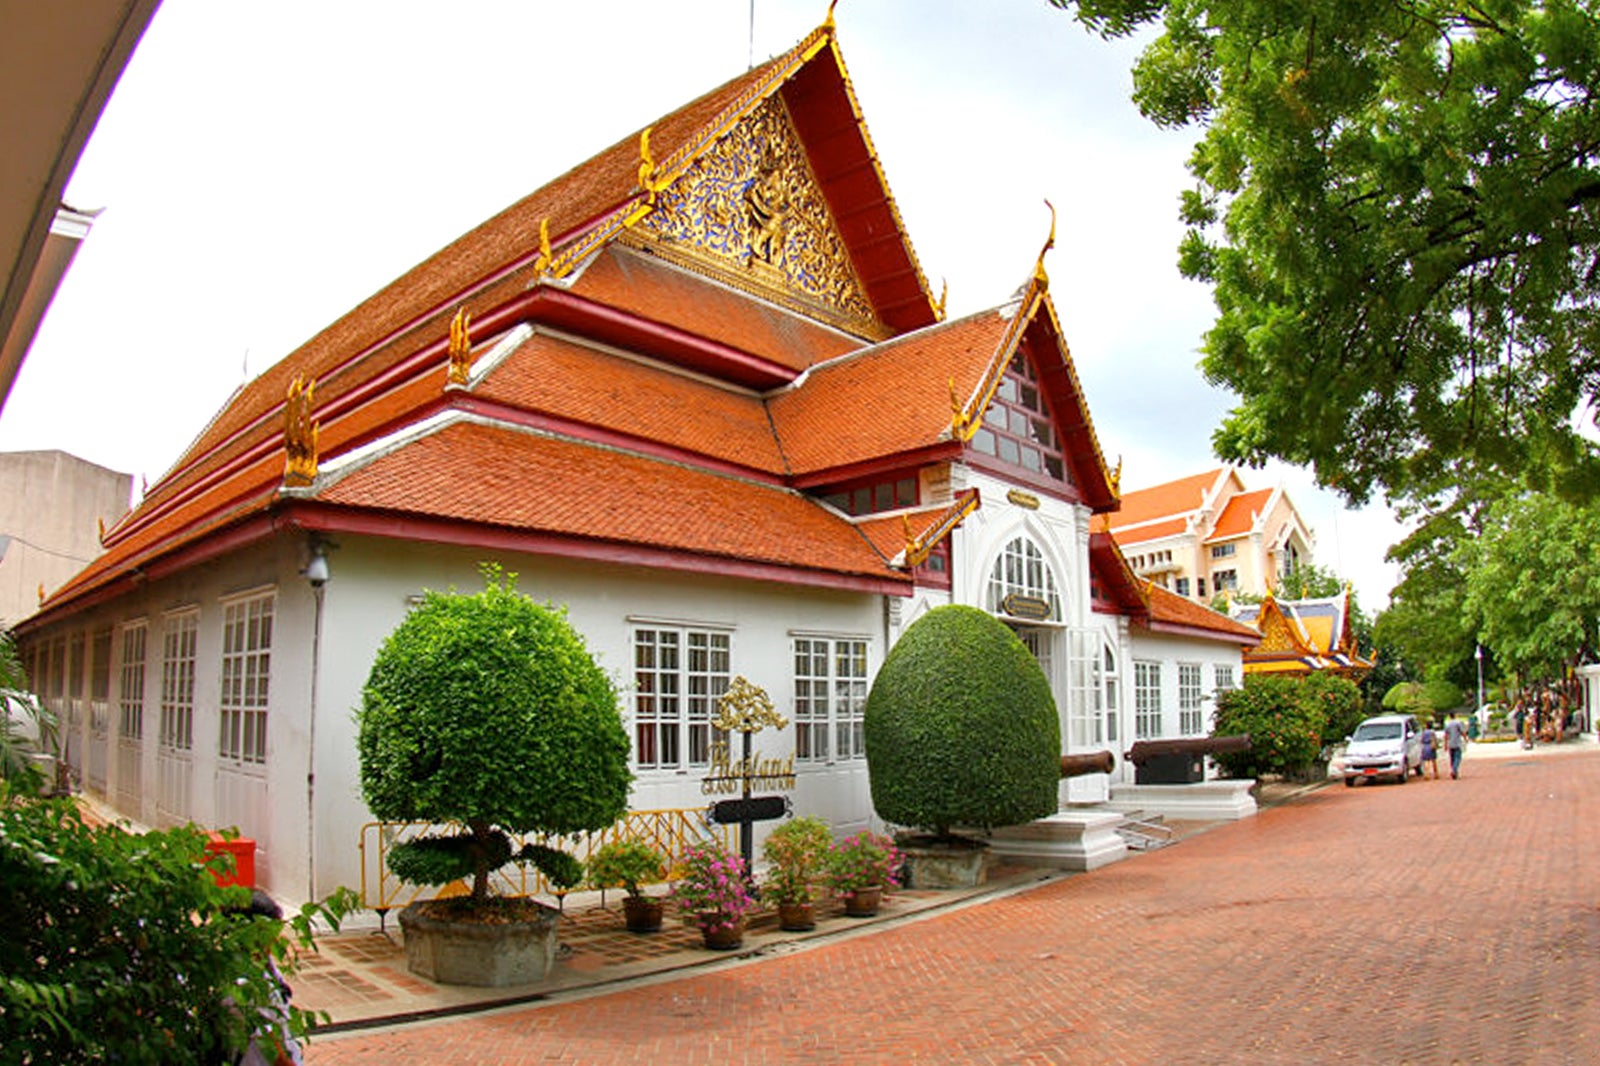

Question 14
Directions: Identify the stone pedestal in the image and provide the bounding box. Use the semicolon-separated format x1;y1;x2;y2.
1106;779;1258;821
399;901;560;987
900;839;989;888
986;809;1129;871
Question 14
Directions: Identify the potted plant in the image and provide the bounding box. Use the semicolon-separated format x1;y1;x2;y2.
761;816;832;931
357;566;632;987
671;841;757;949
824;831;903;917
864;605;1059;888
586;839;668;933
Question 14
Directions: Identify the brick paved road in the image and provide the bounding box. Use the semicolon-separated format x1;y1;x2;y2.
311;747;1600;1064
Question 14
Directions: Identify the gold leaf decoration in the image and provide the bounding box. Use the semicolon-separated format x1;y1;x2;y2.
711;675;789;734
283;375;319;487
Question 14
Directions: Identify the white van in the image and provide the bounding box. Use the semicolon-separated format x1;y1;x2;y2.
1332;713;1423;786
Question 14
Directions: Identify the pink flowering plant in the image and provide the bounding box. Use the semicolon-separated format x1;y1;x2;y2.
671;841;756;933
824;831;903;898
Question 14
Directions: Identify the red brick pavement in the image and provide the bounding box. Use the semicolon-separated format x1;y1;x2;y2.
310;747;1600;1064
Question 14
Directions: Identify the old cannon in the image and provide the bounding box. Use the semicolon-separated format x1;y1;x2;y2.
1059;750;1115;778
1124;734;1251;785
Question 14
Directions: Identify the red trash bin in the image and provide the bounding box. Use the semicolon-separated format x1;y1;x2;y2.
205;833;256;888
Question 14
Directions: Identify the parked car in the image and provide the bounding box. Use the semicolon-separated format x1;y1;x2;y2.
1331;714;1423;786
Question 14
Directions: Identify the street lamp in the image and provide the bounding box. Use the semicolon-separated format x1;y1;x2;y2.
1475;644;1485;725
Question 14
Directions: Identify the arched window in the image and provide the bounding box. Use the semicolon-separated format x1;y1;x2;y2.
986;537;1061;621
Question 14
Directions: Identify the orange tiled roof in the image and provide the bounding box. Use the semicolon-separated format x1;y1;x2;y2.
566;246;861;373
1208;487;1273;540
316;418;902;582
1109;468;1226;531
769;309;1006;475
1141;583;1261;643
1108;516;1190;547
471;330;788;475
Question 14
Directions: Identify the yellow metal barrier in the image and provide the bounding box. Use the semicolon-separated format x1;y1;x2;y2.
358;808;734;919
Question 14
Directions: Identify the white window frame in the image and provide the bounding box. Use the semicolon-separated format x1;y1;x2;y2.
118;622;147;741
159;610;198;753
1134;660;1162;740
632;623;731;771
219;590;274;767
1066;628;1099;748
1178;662;1204;735
792;635;869;764
987;536;1062;619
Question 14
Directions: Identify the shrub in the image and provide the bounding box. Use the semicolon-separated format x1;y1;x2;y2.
0;795;355;1062
761;816;833;905
824;831;904;896
358;564;631;906
1422;679;1465;716
864;605;1060;837
1299;672;1366;746
1211;676;1326;777
671;841;756;932
586;839;667;899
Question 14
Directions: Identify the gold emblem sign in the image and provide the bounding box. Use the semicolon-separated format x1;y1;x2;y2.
632;96;882;337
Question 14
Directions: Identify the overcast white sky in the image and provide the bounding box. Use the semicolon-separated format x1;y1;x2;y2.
0;0;1406;606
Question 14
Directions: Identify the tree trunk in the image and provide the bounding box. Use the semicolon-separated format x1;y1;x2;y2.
469;819;493;906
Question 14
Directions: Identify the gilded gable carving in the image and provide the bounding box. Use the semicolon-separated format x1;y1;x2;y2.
1255;612;1303;655
632;96;880;335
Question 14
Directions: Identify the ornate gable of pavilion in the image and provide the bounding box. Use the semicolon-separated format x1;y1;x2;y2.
1232;589;1372;678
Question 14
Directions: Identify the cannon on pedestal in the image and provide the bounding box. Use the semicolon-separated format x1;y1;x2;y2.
1059;750;1115;778
1124;734;1251;784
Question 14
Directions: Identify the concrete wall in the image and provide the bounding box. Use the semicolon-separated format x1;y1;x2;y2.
0;450;131;627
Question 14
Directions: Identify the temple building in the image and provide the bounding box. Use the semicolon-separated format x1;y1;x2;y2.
1107;467;1315;605
15;17;1257;902
1230;589;1373;678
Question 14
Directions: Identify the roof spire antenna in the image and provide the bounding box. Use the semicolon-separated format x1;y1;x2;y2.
748;0;755;69
1033;199;1056;285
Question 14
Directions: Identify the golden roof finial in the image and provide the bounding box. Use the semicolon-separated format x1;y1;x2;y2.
446;306;472;386
1033;199;1056;287
1110;455;1123;496
97;517;106;543
935;278;948;320
948;377;967;434
283;375;319;487
824;0;841;30
533;218;554;275
638;127;658;202
37;583;45;606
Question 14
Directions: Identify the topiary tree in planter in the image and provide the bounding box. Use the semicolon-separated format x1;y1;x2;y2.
357;565;631;985
864;605;1060;885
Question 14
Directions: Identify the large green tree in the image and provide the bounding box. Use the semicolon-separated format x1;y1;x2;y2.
1458;490;1600;679
1056;0;1600;504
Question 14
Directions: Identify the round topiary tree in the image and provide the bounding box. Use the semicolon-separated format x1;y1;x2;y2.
358;565;631;909
864;605;1060;840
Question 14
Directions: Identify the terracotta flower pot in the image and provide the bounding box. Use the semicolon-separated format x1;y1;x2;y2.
623;895;664;933
699;915;745;950
777;900;816;931
842;885;882;917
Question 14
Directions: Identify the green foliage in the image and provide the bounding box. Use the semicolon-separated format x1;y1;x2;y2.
358;565;631;904
1459;492;1600;679
517;843;584;890
0;797;356;1062
824;831;904;896
1422;679;1465;715
864;606;1060;836
1055;0;1600;504
761;816;832;906
1212;675;1336;777
585;839;667;898
1300;671;1366;748
1;629;57;790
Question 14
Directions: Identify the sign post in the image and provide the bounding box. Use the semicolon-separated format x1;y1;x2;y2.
702;676;796;869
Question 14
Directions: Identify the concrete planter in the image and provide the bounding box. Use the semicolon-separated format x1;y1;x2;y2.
398;900;560;987
899;837;989;889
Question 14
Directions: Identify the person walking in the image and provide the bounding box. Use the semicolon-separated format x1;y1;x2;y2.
1420;723;1440;779
1444;715;1468;779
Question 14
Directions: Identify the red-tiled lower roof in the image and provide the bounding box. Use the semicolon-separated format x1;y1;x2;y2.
568;246;861;373
1140;583;1262;643
471;331;787;475
316;418;904;583
769;309;1006;475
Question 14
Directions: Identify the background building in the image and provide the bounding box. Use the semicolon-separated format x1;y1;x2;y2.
0;449;131;627
1107;467;1315;604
